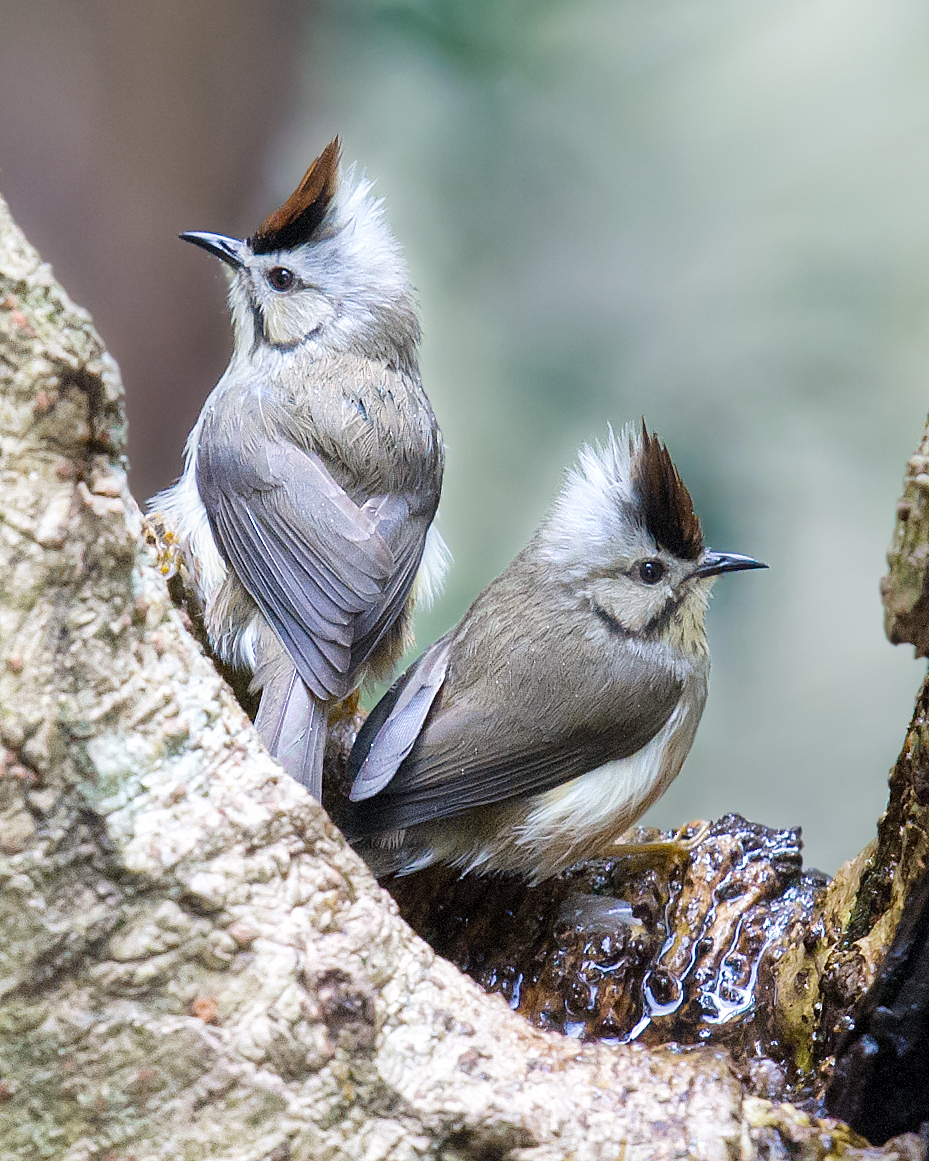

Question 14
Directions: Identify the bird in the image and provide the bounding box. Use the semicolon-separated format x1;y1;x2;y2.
340;423;765;883
150;138;447;799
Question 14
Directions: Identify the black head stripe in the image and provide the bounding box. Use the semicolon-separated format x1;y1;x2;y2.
250;137;340;254
633;423;703;560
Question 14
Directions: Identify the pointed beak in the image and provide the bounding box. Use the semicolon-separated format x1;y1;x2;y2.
179;231;247;269
694;551;767;579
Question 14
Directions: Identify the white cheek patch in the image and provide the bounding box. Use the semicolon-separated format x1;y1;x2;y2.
263;297;303;347
588;575;672;636
262;292;331;347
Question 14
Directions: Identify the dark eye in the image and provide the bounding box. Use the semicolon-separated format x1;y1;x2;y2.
267;266;295;292
637;560;666;585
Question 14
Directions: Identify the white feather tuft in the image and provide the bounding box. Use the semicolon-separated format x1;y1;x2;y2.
538;423;648;573
292;164;417;349
150;415;226;607
413;523;452;611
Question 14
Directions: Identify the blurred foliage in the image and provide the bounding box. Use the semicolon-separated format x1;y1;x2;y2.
330;0;564;80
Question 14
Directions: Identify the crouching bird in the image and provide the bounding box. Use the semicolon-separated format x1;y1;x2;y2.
341;424;764;883
151;138;446;799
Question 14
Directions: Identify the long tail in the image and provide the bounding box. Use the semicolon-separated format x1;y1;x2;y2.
255;666;327;800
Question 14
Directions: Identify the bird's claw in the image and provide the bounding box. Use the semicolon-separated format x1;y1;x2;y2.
143;513;182;579
611;819;711;863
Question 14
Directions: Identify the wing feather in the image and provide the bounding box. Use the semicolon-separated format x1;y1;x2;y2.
209;495;351;692
198;431;428;700
346;638;684;835
348;637;451;801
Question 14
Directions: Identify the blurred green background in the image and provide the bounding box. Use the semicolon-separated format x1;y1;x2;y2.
2;0;927;871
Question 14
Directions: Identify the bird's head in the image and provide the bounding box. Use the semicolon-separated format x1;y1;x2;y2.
539;423;765;644
180;138;419;368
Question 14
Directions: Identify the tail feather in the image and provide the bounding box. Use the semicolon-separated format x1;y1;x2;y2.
255;667;327;800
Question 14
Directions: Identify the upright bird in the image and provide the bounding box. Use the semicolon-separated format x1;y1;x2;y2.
152;139;446;799
342;424;764;882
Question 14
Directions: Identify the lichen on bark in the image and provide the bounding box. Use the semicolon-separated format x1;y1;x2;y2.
0;189;925;1160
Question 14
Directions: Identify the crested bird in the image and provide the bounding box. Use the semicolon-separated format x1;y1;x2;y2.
341;424;764;882
151;138;446;799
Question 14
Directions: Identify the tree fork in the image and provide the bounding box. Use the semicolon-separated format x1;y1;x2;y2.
0;189;924;1160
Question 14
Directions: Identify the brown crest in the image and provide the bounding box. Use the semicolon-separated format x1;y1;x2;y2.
251;137;341;254
632;422;703;560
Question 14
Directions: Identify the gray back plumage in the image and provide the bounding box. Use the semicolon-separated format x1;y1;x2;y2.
196;370;441;700
344;552;686;835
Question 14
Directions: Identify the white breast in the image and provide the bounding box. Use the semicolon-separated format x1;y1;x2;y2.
512;669;709;877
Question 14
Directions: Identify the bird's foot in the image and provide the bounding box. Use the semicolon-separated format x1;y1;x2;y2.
329;689;362;725
143;513;182;579
611;819;711;864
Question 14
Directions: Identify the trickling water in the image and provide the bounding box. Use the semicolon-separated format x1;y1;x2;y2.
388;814;827;1087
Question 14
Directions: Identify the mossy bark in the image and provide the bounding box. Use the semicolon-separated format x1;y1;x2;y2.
0;190;924;1160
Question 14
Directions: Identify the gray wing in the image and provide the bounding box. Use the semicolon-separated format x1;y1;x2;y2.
197;433;426;700
348;636;451;801
345;640;684;835
345;491;428;675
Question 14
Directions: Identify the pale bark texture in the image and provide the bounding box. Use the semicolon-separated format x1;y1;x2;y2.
0;191;924;1160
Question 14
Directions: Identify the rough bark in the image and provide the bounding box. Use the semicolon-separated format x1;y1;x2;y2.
882;423;929;656
0;190;925;1160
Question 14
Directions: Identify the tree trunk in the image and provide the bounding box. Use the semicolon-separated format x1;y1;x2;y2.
0;190;924;1160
